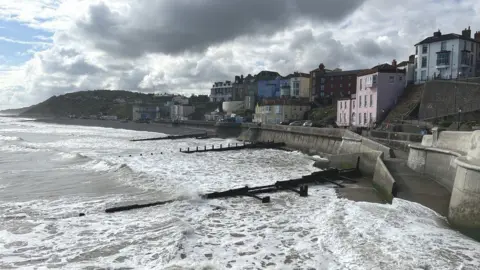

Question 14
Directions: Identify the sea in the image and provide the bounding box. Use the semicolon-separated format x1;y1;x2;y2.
1;116;480;270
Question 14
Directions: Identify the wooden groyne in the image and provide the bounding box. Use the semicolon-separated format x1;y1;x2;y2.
179;141;286;154
130;132;209;142
105;167;360;213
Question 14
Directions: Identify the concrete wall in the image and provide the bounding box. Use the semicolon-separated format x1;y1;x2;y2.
372;155;397;203
419;80;480;120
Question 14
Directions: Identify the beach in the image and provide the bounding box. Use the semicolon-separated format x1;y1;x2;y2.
32;117;214;136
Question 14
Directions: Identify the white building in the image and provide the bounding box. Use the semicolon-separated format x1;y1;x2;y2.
209;81;233;102
170;105;195;121
336;95;356;127
414;27;480;83
222;101;244;115
397;55;416;86
253;99;310;124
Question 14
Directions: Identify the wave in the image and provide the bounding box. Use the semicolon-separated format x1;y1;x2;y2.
0;135;24;141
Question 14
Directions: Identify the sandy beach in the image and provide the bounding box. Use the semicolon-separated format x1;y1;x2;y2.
32;117;214;136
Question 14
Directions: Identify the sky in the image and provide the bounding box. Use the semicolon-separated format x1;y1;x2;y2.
0;0;480;110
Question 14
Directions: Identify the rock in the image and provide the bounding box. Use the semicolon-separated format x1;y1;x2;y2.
180;253;186;259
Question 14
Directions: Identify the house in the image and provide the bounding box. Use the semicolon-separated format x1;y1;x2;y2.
310;63;364;104
396;55;416;86
283;72;310;98
414;27;480;83
170;104;195;121
352;61;406;127
132;105;159;121
336;94;356;127
253;98;310;124
209;81;233;102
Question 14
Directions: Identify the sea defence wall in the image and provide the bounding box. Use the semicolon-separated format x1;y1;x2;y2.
407;128;480;234
239;124;397;202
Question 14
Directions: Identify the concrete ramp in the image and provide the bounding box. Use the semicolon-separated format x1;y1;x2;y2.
384;158;450;216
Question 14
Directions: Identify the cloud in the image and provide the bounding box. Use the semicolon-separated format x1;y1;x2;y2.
74;0;366;57
1;0;480;110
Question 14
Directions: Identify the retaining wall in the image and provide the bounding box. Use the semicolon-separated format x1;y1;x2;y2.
408;129;480;234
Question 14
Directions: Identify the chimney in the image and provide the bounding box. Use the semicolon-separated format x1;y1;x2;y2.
462;26;472;38
409;55;415;63
433;29;441;37
475;31;480;42
392;59;397;67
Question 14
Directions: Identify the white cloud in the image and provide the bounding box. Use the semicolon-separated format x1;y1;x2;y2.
0;36;50;46
1;0;480;110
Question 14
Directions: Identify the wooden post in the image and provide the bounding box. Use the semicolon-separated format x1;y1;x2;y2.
204;145;207;151
220;144;222;149
236;143;238;147
212;145;214;149
187;147;190;152
180;148;182;152
228;143;230;147
196;146;198;151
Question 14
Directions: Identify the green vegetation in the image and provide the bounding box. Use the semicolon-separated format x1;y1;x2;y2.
19;90;174;119
309;105;336;123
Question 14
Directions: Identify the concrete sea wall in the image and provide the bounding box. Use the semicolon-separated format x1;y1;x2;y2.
408;129;480;235
239;124;397;202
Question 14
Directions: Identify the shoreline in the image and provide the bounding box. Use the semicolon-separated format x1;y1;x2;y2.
32;117;214;136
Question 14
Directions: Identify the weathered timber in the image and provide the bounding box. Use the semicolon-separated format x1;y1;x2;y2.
104;167;360;213
131;132;208;142
180;141;286;153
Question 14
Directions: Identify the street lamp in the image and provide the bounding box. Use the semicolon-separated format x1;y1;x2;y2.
457;107;462;130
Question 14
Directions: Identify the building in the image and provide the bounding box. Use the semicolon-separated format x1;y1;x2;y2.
336;95;356;127
253;98;310;124
396;55;416;86
209;81;233;102
354;61;406;127
132;105;159;121
310;63;364;104
171;105;195;121
222;101;245;115
414;27;480;83
288;72;311;98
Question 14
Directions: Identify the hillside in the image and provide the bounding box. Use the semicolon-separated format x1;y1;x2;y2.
0;106;33;115
19;90;174;119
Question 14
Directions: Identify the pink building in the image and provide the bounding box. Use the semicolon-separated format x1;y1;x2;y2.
336;94;356;126
355;61;406;127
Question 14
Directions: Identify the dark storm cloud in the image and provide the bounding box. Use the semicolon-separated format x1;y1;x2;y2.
75;0;366;57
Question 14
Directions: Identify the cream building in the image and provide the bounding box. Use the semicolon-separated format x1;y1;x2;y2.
290;73;311;98
253;99;310;124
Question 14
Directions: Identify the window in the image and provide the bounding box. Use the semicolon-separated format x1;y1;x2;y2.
352;100;355;109
461;51;470;65
422;44;428;54
359;114;362;124
389;76;394;83
339;113;342;122
372;75;377;84
359;96;362;107
472;42;475;52
415;46;418;55
312;73;316;78
370;94;373;107
437;52;450;66
360;79;363;90
464;41;467;50
421;70;427;80
340;84;343;87
320;78;325;83
348;76;352;79
344;113;346;123
275;105;281;114
364;113;367;125
331;84;334;88
340;102;342;109
399;76;403;81
320;85;324;91
441;41;447;51
369;113;373;123
348;83;351;87
345;101;347;108
340;76;343;80
421;56;427;67
364;95;367;107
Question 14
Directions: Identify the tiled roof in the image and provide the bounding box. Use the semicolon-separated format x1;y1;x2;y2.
358;64;406;76
415;33;479;46
325;69;366;77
